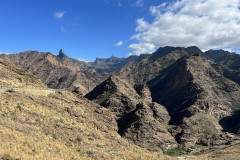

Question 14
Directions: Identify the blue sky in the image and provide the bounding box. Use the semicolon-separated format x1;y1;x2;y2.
1;0;240;61
0;0;164;60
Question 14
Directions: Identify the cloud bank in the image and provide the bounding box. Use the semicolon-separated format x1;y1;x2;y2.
129;0;240;55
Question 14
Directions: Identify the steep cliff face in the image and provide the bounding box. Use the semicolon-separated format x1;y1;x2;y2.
150;55;240;121
85;75;177;151
149;55;240;147
0;50;103;95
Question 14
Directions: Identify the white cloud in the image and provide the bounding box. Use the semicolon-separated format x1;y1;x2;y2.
127;53;134;56
135;0;144;7
221;47;240;53
115;41;124;47
77;59;93;63
60;27;65;32
136;18;149;32
54;11;66;19
130;33;142;40
129;0;240;55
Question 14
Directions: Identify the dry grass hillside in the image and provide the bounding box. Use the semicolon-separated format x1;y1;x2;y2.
1;55;240;159
0;58;45;88
0;58;164;160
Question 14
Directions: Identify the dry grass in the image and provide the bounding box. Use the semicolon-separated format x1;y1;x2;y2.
1;58;239;160
0;87;164;160
0;58;45;88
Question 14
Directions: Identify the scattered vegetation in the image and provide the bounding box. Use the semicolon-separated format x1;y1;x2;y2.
163;145;191;156
16;104;22;112
0;87;162;160
1;154;20;160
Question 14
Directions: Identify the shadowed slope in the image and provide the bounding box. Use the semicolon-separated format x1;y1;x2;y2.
86;75;177;151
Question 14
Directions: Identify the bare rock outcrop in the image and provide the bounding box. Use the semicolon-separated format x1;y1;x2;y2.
85;75;177;151
149;55;240;147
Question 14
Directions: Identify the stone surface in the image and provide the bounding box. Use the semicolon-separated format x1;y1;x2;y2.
85;75;177;151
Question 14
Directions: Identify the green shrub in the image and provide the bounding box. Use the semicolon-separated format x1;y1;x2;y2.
59;118;64;123
76;136;82;143
163;145;191;156
16;104;22;111
86;151;94;155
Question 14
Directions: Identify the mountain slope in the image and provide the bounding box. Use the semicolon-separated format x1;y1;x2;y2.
0;59;164;160
85;75;177;151
117;46;202;85
149;55;240;147
211;63;240;85
0;58;45;88
0;50;103;95
203;49;240;70
89;54;149;73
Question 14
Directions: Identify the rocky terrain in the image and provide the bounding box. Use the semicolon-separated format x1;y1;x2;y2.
115;47;240;148
0;50;148;95
0;50;103;95
116;46;202;85
203;49;240;70
88;54;148;73
85;75;177;151
1;46;240;159
0;58;164;160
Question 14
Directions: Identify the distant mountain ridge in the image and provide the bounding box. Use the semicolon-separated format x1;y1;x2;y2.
1;46;240;159
88;54;149;73
0;50;103;94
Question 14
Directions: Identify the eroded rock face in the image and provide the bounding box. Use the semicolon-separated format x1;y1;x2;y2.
85;75;177;151
115;47;240;148
169;113;238;147
150;102;170;124
149;55;240;147
118;102;177;151
134;83;152;101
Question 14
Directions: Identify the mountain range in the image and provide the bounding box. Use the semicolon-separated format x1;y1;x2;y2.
0;46;240;159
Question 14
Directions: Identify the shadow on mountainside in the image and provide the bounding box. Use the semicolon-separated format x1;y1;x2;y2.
219;110;240;135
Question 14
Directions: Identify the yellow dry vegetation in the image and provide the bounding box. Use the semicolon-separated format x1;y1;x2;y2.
0;87;164;160
0;58;166;159
0;58;45;88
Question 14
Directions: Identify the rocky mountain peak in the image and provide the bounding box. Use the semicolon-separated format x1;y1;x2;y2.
148;46;202;61
57;49;68;59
